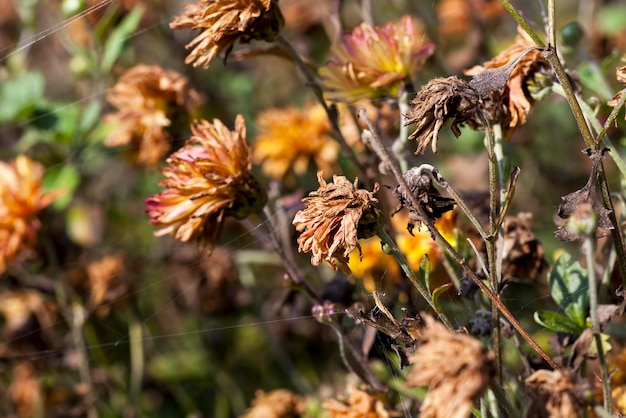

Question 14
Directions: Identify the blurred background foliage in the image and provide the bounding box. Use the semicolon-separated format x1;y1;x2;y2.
1;0;626;417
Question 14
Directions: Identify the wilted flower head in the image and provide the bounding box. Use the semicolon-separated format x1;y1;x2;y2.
105;64;200;167
252;104;339;180
170;0;284;68
146;115;266;246
0;156;59;275
501;212;547;283
525;370;589;418
608;65;626;114
406;314;494;418
242;389;306;418
293;172;382;273
465;29;548;130
320;16;435;103
322;385;390;418
405;76;480;154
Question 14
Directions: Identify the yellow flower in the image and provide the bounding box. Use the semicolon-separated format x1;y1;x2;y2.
252;104;338;180
320;16;434;103
170;0;284;68
0;156;59;274
146;116;266;246
105;64;200;167
293;172;382;273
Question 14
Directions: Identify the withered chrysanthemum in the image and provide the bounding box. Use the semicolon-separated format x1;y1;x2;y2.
242;389;307;418
608;65;626;114
146;115;266;246
465;29;548;130
293;172;382;273
170;0;284;68
406;314;494;418
320;16;434;103
322;385;391;418
0;156;59;275
525;370;588;418
405;76;480;154
105;64;200;167
252;104;339;180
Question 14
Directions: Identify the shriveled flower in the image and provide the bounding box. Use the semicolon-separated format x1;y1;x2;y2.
322;385;390;418
242;389;307;418
252;104;339;180
0;156;59;275
465;29;548;130
86;254;128;317
105;64;201;167
525;369;589;418
9;361;42;418
608;65;626;115
501;212;547;283
293;172;383;273
406;314;494;418
170;0;284;68
320;16;435;103
146;115;266;246
405;76;480;154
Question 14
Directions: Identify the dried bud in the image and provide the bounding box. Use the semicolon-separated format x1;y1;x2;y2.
566;203;597;238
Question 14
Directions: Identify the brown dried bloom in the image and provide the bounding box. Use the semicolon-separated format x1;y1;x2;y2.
293;172;383;273
105;64;201;167
242;389;306;418
323;386;390;418
608;65;626;114
252;104;339;180
525;369;589;418
406;314;494;418
170;0;284;68
9;361;42;418
86;254;128;317
405;76;480;154
146;116;267;246
502;212;547;283
465;29;547;130
0;156;59;275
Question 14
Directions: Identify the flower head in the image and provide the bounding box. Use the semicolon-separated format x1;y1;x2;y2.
608;65;626;115
146;115;266;246
323;385;390;418
105;64;200;167
252;104;339;180
170;0;284;68
406;314;494;418
320;16;434;103
525;370;589;418
293;172;382;273
0;156;59;275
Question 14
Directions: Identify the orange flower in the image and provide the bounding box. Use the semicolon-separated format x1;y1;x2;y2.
170;0;284;68
146;116;266;245
105;64;200;167
252;104;338;180
0;156;59;274
293;172;382;273
320;16;434;103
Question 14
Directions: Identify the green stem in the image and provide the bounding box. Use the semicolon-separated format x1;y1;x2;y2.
498;0;545;47
129;316;144;414
584;234;612;413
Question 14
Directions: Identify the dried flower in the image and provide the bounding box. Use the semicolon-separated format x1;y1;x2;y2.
293;172;382;273
502;212;547;283
9;361;42;418
320;16;434;103
608;65;626;114
242;388;306;418
86;254;128;317
406;314;494;418
525;369;589;418
170;0;284;68
252;104;339;180
322;385;390;418
405;76;480;154
146;115;266;246
465;29;548;130
105;64;201;167
0;156;59;275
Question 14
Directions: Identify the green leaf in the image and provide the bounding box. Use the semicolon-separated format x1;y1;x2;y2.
597;4;626;35
432;283;453;313
100;5;144;72
588;333;612;356
419;255;431;296
0;72;45;122
534;310;582;334
548;252;589;328
43;164;80;210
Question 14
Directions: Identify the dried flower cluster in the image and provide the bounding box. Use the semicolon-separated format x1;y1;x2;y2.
170;0;284;68
406;315;494;418
252;104;338;180
0;156;59;275
146;115;266;246
293;173;382;273
105;64;200;167
320;16;434;103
